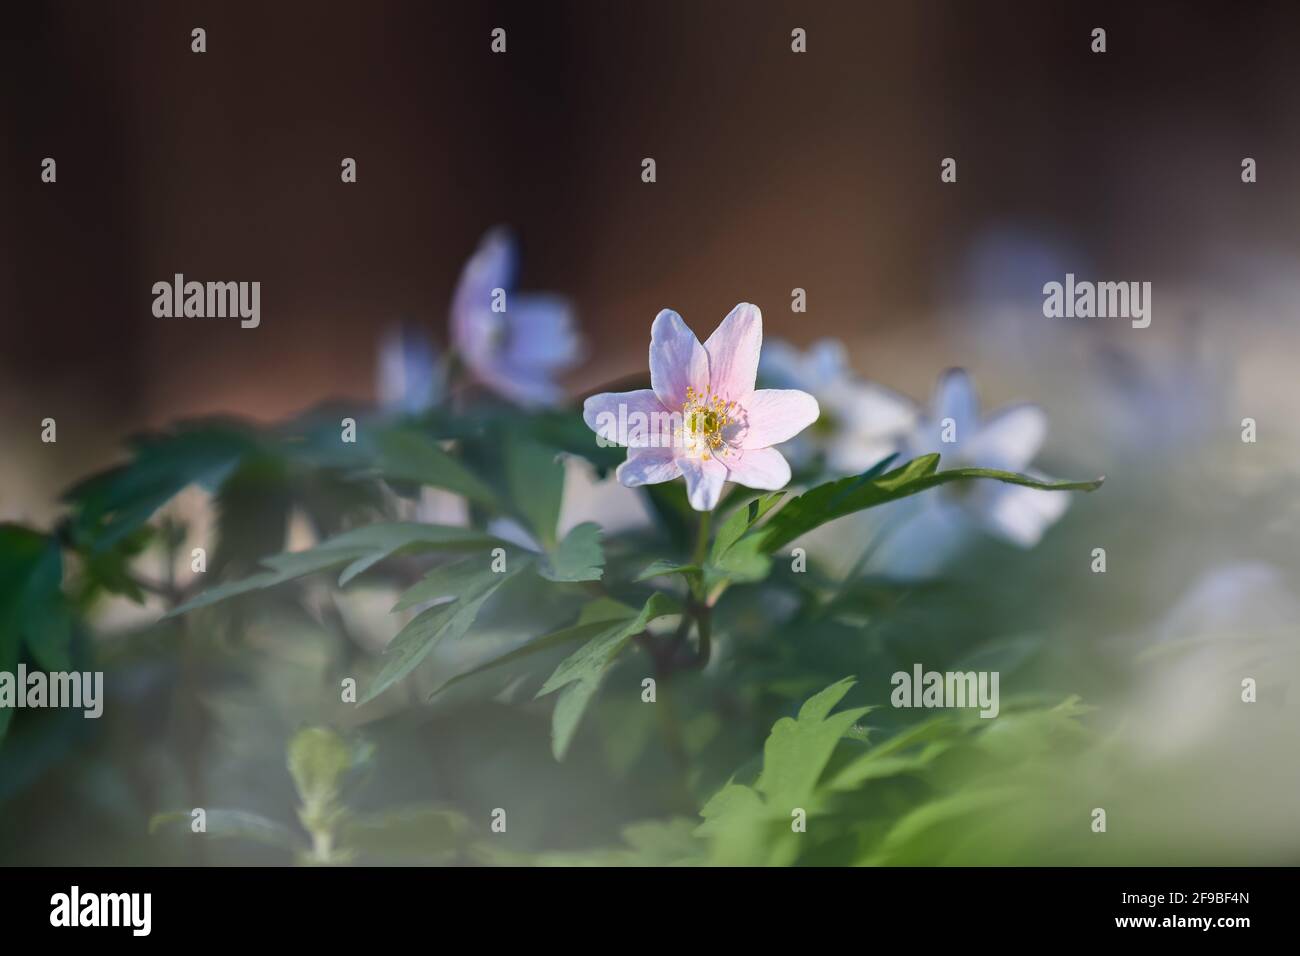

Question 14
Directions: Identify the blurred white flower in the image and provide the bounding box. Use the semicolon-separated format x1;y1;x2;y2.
376;323;444;415
759;338;917;474
451;228;582;408
865;368;1069;578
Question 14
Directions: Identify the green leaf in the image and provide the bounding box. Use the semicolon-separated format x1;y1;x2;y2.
369;428;497;508
63;421;260;552
168;522;500;616
634;560;701;586
287;727;356;810
697;782;768;833
755;677;871;809
148;809;303;852
730;454;1103;558
210;451;292;576
428;618;622;698
825;741;954;791
709;492;786;562
506;436;566;548
539;522;604;582
0;608;21;743
17;538;73;672
576;597;640;624
392;553;525;612
536;592;680;760
364;561;526;702
0;527;76;740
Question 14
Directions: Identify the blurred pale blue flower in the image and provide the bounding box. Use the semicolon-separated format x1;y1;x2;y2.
866;369;1069;578
451;228;582;408
759;338;917;474
376;323;444;415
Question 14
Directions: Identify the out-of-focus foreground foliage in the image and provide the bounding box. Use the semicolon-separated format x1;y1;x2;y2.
2;394;1295;866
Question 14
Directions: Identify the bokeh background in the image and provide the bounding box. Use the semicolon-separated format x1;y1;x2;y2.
2;0;1298;864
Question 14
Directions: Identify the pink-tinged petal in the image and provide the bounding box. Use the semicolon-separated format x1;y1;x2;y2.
972;477;1070;547
703;302;762;402
678;456;728;511
724;446;791;491
650;309;708;409
740;389;820;448
964;403;1047;473
616;447;683;487
583;389;670;448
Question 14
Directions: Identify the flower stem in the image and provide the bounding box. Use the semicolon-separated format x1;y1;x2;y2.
694;601;712;665
690;508;713;568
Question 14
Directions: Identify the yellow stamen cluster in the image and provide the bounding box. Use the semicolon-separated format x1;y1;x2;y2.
680;385;737;460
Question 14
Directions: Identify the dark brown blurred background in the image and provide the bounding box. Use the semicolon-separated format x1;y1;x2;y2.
4;0;1300;519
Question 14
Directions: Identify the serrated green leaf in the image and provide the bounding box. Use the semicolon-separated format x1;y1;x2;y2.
755;677;870;809
392;553;525;612
63;422;260;552
364;562;525;702
169;522;500;616
536;592;680;760
731;454;1103;557
166;569;289;616
537;593;679;697
697;782;768;832
428;618;621;698
825;741;954;791
539;522;604;582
